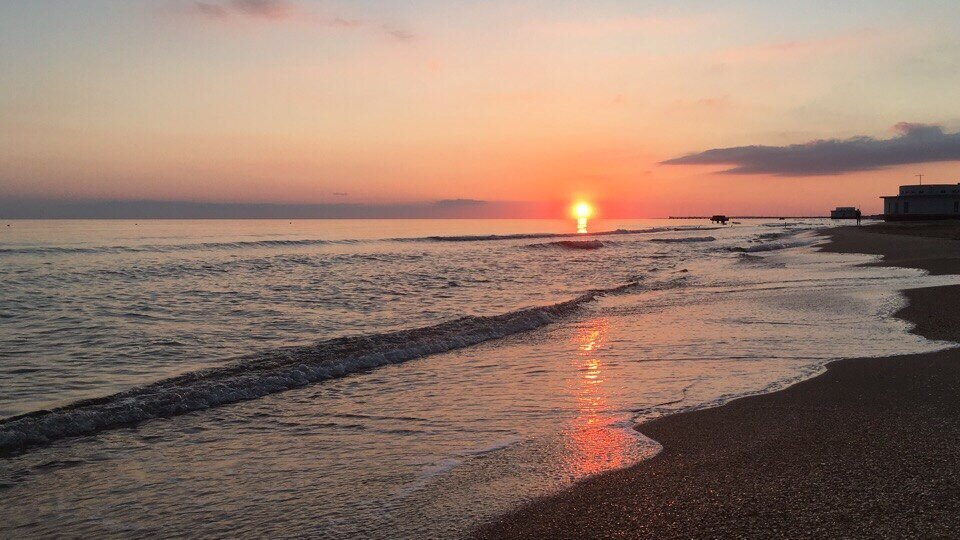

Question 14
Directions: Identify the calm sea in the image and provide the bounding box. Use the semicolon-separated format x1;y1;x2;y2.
1;218;957;537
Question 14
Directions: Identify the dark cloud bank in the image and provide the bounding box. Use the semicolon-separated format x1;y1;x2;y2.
0;200;547;219
663;123;960;176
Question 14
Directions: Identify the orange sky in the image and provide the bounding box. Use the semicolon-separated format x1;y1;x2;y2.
3;1;960;216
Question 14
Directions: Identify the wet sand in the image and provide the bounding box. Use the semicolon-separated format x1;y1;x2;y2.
475;223;960;539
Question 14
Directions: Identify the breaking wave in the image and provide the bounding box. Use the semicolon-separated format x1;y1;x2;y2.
731;239;810;253
736;253;787;267
526;240;605;250
649;236;716;244
0;278;684;455
0;239;354;256
1;226;726;257
413;226;719;243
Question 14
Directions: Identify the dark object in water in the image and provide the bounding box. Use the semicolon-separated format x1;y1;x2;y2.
710;215;729;224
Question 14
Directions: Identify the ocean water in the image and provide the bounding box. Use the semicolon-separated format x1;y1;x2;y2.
1;218;959;538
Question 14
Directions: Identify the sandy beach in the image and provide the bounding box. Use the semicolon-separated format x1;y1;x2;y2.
475;223;960;539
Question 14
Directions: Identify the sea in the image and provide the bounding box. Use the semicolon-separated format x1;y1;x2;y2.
1;218;958;538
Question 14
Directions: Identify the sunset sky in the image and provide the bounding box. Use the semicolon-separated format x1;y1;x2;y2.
3;0;960;217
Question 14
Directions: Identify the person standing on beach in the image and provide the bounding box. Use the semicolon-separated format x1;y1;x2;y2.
856;208;862;225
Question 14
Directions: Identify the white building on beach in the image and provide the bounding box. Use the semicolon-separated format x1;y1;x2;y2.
830;207;858;219
882;183;960;220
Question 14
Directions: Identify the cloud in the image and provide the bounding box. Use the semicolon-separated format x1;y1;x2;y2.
189;0;294;20
669;96;735;114
191;2;229;19
662;123;960;176
382;25;416;42
328;17;363;29
434;198;487;207
714;29;880;64
525;16;708;38
231;0;293;19
176;1;410;39
0;199;537;219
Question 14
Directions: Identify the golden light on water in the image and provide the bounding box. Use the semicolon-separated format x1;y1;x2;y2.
564;318;631;478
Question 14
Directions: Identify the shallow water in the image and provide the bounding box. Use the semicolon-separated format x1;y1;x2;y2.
1;218;711;417
2;219;958;538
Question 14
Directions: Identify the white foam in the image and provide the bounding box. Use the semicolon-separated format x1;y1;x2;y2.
649;236;716;243
0;279;685;454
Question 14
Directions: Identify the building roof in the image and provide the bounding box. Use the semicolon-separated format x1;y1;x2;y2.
898;184;959;189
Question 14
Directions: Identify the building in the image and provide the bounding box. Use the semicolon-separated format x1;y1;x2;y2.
830;207;858;219
882;184;960;220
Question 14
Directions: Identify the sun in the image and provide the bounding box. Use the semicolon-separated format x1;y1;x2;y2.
573;202;594;219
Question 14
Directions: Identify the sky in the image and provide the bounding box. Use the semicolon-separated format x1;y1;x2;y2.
3;0;960;217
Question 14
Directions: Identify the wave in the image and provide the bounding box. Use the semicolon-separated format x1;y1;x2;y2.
731;239;810;253
736;253;787;267
761;222;801;228
409;226;720;243
0;238;354;256
1;226;726;257
0;278;684;455
756;232;792;240
526;240;605;250
649;236;716;244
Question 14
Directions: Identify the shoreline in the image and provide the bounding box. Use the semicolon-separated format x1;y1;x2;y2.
475;223;960;538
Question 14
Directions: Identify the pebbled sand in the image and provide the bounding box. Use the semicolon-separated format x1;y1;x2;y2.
474;223;960;539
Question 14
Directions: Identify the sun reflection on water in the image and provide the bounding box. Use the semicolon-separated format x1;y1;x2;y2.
563;318;634;478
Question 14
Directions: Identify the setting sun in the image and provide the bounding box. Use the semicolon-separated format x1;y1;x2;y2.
573;202;594;219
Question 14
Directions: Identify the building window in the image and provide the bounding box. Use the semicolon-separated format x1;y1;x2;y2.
904;201;910;213
954;200;958;213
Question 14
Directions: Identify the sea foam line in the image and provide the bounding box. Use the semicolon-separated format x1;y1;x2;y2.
0;238;352;256
0;280;677;455
414;226;719;243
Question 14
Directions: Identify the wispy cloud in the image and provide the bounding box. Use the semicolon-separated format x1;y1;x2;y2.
525;15;708;38
434;198;486;207
662;123;960;176
231;0;293;19
191;2;230;19
669;96;735;114
173;0;411;40
189;0;295;20
714;29;880;64
382;25;416;42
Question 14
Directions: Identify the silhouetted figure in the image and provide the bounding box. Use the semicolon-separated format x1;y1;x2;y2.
855;208;862;225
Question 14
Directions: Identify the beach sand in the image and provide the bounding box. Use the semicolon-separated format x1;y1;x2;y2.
474;223;960;539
